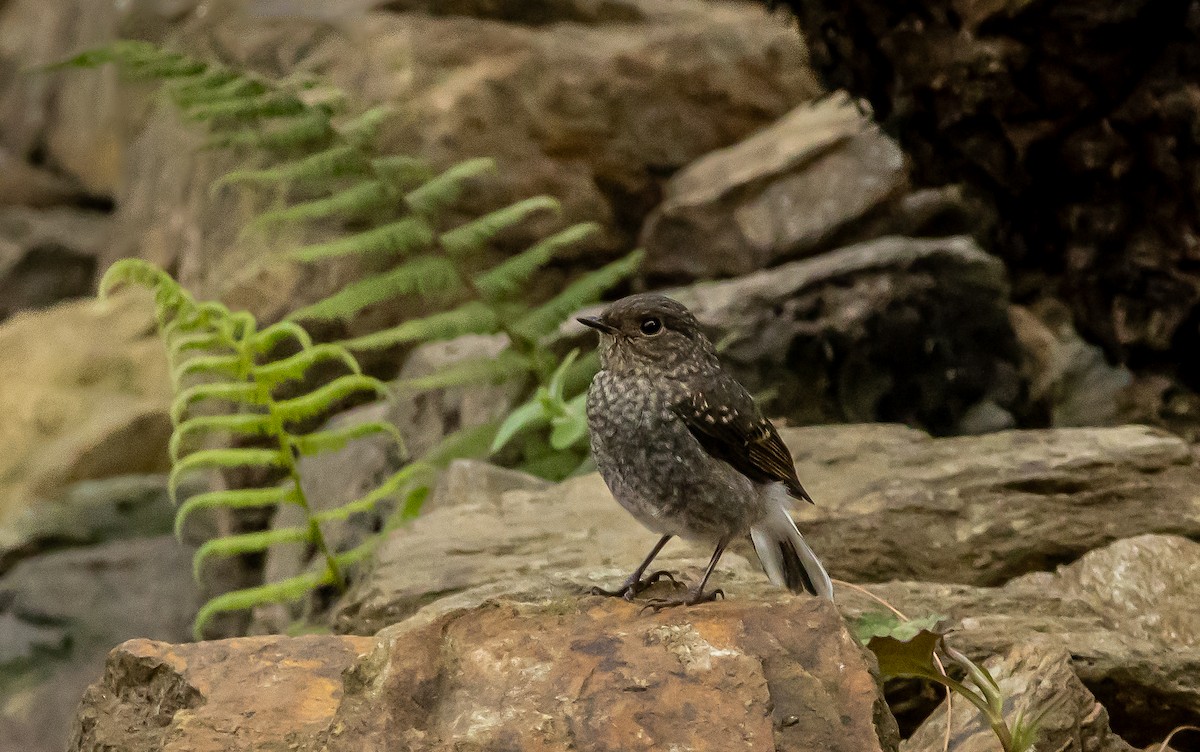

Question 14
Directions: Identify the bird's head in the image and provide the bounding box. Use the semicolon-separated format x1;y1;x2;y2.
577;293;718;376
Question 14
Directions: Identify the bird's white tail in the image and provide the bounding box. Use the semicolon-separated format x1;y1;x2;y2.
750;491;834;600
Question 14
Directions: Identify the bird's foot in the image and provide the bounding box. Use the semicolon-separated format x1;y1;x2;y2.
590;570;681;601
640;587;725;613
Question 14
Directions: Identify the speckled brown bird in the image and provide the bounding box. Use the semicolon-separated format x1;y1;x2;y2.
579;293;833;609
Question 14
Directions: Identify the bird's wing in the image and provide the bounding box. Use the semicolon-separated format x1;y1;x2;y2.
672;380;812;503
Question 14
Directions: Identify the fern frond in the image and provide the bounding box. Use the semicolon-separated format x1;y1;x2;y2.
515;249;644;339
206;112;331;151
371;155;435;189
312;461;425;523
193;525;312;580
171;353;244;383
213;144;368;190
253;321;314;353
438;196;559;258
289;420;404;457
170;413;273;461
339;300;500;352
185;90;306;122
98;257;179;299
167;332;234;362
393;349;531;393
169;448;289;503
272;374;391;422
338;105;391;144
175;485;300;539
46;41;155;70
474;222;601;300
251;343;362;388
249;180;390;229
165;69;244;105
171;382;265;424
404;157;495;217
191;567;331;639
288;256;459;322
283;217;434;264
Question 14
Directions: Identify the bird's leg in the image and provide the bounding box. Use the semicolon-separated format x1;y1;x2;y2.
590;535;680;599
642;539;728;612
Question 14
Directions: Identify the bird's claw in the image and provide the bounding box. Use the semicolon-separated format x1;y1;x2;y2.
589;570;683;600
639;588;725;613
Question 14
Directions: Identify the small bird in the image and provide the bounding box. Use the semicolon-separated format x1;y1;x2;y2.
579;293;834;609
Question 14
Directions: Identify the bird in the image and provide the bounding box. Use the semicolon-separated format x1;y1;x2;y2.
578;292;833;609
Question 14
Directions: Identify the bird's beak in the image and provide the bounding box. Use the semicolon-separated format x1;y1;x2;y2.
577;316;617;335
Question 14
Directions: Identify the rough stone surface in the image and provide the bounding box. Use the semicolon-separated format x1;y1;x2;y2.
67;598;898;752
334;423;1200;634
0;148;82;208
641;93;921;279
0;205;108;321
902;643;1136;752
69;634;374;752
0;293;173;525
0;536;201;752
839;535;1200;749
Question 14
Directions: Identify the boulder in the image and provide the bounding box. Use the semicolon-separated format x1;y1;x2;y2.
68;597;899;752
0;205;108;322
0;293;173;526
0;148;83;208
641;93;930;279
839;535;1200;749
333;424;1200;634
0;536;201;752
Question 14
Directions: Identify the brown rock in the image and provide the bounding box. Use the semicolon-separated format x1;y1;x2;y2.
0;293;172;525
0;148;82;207
0;205;108;321
902;643;1135;752
69;634;374;752
641;93;912;279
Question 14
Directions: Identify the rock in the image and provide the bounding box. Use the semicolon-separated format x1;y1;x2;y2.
1;536;202;752
109;2;817;311
69;634;374;752
581;234;1021;434
0;293;173;526
839;535;1200;749
902;643;1135;752
0;205;108;321
0;148;82;207
68;597;899;752
376;0;644;24
0;474;183;575
334;424;1200;634
641;93;914;279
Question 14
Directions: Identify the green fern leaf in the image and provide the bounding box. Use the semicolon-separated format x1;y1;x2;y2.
424;419;502;467
404;157;495;217
185;90;306;122
206;112;331;151
193;525;312;580
175;485;300;540
284;216;435;264
393;349;531;393
170;382;266;424
171;353;245;383
339;300;500;352
191;567;331;640
288;256;459;322
46;41;154;70
338;105;391;144
289;420;405;457
371;155;435;190
251;343;362;388
312;462;425;524
165;69;244;105
272;374;391;423
169;448;289;503
474;222;601;301
250;180;391;230
253;321;315;353
213;144;368;190
514;249;644;339
170;413;273;461
167;332;235;362
438;196;560;258
98;258;178;299
491;398;550;452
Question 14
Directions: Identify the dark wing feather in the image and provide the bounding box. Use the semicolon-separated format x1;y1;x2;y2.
673;380;812;503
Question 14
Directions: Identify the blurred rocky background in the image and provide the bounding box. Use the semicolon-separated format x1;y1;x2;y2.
1;0;1198;750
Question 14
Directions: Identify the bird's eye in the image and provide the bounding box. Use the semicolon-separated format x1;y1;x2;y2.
640;317;663;336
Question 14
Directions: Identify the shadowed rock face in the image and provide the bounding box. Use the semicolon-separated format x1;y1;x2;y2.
67;598;900;752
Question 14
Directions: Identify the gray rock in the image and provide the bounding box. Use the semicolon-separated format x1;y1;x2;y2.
0;205;108;321
642;93;911;278
333;423;1200;634
0;536;201;752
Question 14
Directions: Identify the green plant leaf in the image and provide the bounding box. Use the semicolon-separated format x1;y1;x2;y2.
549;393;589;450
170;382;266;424
473;222;601;301
288;256;459;322
251;343;362;388
169;447;288;503
191;568;330;640
393;350;531;393
175;485;300;539
272;373;391;422
170;413;273;461
404;157;495;216
253;321;314;353
283;217;435;264
193;525;313;581
491;398;551;453
514;249;644;340
250;180;391;230
438;196;559;258
338;301;500;351
290;420;405;457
